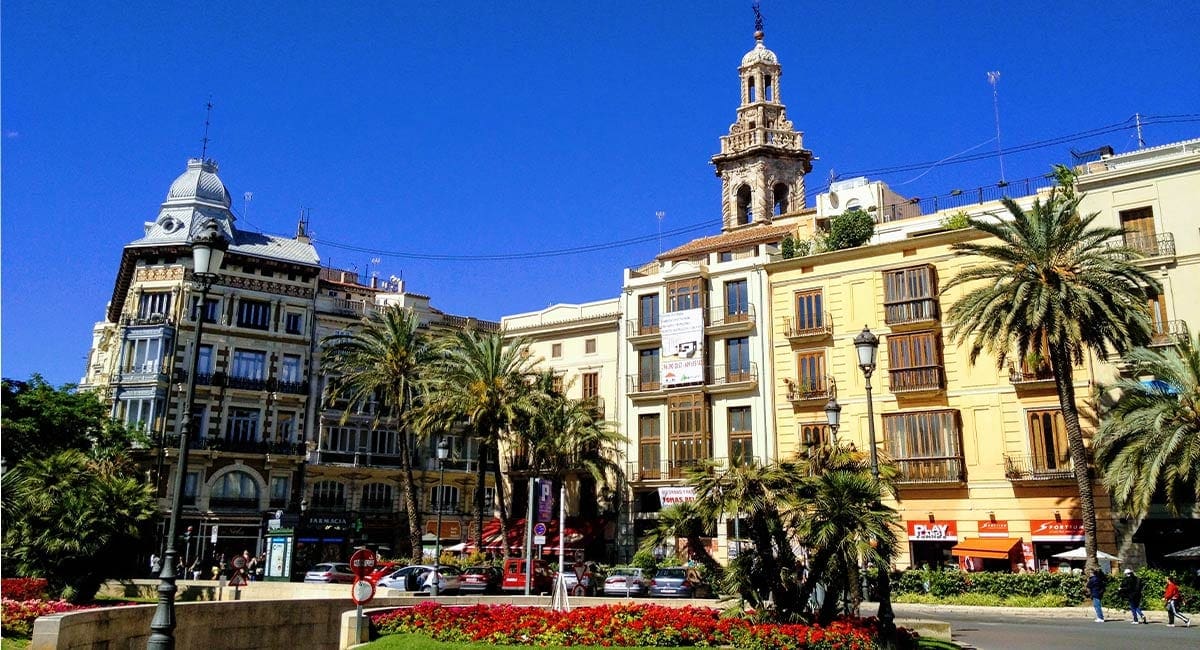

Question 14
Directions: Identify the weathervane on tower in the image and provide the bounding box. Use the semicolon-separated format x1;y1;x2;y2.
200;97;214;161
753;1;764;39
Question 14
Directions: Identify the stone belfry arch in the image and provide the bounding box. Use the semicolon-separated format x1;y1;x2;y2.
711;10;814;231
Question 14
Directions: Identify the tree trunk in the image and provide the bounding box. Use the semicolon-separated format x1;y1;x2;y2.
397;424;424;563
1049;341;1100;574
491;440;511;559
472;435;487;557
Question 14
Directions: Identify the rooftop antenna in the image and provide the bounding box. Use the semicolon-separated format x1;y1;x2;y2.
200;96;214;160
297;207;311;239
987;71;1006;185
656;210;665;253
1135;112;1146;148
243;192;253;219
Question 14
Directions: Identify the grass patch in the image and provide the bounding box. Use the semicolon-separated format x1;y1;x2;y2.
363;634;682;650
917;639;963;650
894;592;1068;607
2;637;31;650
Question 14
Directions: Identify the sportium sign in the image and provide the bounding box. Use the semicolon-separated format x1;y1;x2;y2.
1030;519;1085;542
977;520;1010;538
907;520;958;541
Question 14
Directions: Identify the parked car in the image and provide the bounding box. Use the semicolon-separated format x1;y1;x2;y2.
501;558;555;593
602;567;649;596
648;567;694;598
417;565;463;594
303;562;355;584
459;565;502;594
376;564;461;593
562;561;605;596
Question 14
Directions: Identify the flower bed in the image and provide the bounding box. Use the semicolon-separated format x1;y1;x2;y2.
372;602;909;649
1;578;49;602
1;598;96;638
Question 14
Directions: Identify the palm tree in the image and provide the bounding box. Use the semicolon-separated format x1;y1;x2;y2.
321;305;437;561
1095;332;1200;517
943;187;1159;572
427;328;538;557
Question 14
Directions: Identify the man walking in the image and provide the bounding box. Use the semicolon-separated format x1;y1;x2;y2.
1164;576;1191;627
1087;569;1107;622
1119;568;1147;624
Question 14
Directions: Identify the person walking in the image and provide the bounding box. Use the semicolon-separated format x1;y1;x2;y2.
149;553;161;577
1164;576;1191;627
1087;568;1107;622
1119;568;1148;624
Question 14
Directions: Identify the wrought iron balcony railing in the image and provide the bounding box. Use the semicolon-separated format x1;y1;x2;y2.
889;366;944;393
784;314;833;340
628;456;769;482
884;298;940;326
893;456;965;484
1003;453;1074;481
1008;363;1055;384
163;434;307;457
1149;320;1189;347
708;304;755;329
1122;232;1176;259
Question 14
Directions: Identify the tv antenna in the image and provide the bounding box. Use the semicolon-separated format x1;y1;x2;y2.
201;96;214;160
987;71;1005;184
243;192;253;219
656;211;665;253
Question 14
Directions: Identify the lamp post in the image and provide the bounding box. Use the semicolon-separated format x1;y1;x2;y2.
823;397;841;444
852;325;895;640
147;221;227;650
430;437;450;597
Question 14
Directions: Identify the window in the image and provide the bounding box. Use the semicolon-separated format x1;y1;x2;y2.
284;312;303;335
794;350;827;398
667;278;703;312
276;411;297;442
210;470;259;505
361;483;394;511
638;294;660;334
191;296;219;323
369;429;397;455
551;374;564;395
668;393;709;476
799;423;831;450
236;299;271;330
1146;291;1181;345
585;338;597;354
280;354;302;383
736;185;753;225
728;406;752;465
582;372;599;400
882;410;962;482
482;487;496;513
551;343;562;358
883;266;938;325
182;471;199;505
231;349;267;380
639;414;661;478
718;251;734;262
197;345;214;376
638;348;660;390
311;480;346;508
189;404;209;440
772;183;789;216
138;292;172;320
1120;207;1157;255
764;75;773;101
324;426;358;452
725;280;749;322
430;485;459;513
270;476;289;505
887;332;942;392
726;337;751;382
128;337;163;373
747;76;756;102
1027;409;1069;470
792;290;825;334
228;407;260;442
122;398;157;431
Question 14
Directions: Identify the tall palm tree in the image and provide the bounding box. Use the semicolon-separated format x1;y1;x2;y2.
944;188;1159;572
321;305;437;561
1095;332;1200;517
427;328;538;557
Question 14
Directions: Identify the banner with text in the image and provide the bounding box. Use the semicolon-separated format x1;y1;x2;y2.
661;309;704;386
907;520;958;541
658;486;698;506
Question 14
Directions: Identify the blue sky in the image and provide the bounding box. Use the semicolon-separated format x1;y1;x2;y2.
3;1;1199;385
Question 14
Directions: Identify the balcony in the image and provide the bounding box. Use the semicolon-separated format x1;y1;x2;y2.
1149;320;1189;347
707;363;759;393
1008;363;1054;385
893;457;965;485
625;319;661;346
1003;453;1075;482
164;434;307;457
328;297;373;317
628;456;767;483
313;449;407;469
118;367;171;385
707;304;755;335
626;374;663;400
226;375;267;391
583;395;605;418
884;298;940;327
276;379;310;395
888;366;944;394
784;314;832;342
1123;232;1176;261
785;376;833;404
208;497;261;511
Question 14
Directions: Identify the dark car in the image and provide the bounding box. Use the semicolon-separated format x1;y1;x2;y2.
648;567;694;598
459;565;502;594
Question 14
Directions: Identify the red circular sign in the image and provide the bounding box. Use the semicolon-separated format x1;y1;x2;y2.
232;556;247;570
349;548;377;578
351;579;376;605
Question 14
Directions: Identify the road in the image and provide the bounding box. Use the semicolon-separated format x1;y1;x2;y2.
889;604;1196;650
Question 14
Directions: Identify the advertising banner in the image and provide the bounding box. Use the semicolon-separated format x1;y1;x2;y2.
658;486;697;506
536;479;554;522
660;309;704;386
906;520;958;541
1030;519;1085;542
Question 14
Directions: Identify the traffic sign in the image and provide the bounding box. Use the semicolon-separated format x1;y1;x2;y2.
349;548;377;578
229;570;248;587
533;523;547;536
232;555;247;570
351;579;376;605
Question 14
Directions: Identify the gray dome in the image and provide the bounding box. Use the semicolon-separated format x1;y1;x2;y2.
165;158;231;208
741;41;778;67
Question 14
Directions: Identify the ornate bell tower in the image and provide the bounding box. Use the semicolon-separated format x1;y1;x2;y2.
711;7;813;231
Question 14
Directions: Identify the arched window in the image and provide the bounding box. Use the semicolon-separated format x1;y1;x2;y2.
311;480;346;509
764;75;774;101
772;183;789;216
747;77;756;102
736;185;753;225
210;470;259;509
361;483;393;511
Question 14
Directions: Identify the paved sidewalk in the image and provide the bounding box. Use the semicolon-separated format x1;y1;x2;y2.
865;601;1174;623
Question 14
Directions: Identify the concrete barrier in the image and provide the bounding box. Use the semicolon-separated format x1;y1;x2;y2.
98;579;354;602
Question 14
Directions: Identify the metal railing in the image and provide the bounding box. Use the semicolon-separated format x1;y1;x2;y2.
888;366;944;393
1003;454;1074;481
276;380;309;395
784;314;832;339
709;363;759;387
164;434;307;456
708;304;756;328
628;456;770;482
1008;364;1055;384
893;457;965;484
626;374;662;394
877;175;1056;224
313;449;407;469
626;319;662;338
785;377;833;402
1149;320;1189;347
883;298;939;326
227;376;267;391
1122;232;1176;258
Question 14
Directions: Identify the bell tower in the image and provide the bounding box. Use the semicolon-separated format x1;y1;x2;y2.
711;8;813;231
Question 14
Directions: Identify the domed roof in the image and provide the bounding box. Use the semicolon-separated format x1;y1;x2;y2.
165;158;231;208
741;40;778;67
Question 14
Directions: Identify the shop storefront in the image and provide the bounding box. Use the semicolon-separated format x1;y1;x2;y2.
951;521;1025;572
1030;518;1084;571
907;520;957;569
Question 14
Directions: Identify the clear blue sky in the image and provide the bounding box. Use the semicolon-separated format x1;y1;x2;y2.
4;1;1199;385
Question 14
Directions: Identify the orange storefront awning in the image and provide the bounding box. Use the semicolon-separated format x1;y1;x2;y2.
951;537;1022;560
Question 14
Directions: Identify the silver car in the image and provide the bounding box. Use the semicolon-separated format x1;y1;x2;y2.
602;567;649;596
649;567;694;598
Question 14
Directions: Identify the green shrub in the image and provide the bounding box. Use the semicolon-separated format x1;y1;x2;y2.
826;208;875;250
939;211;971;230
780;235;795;259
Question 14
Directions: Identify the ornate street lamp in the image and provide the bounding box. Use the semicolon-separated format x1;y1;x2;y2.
430;437;451;597
851;325;894;640
148;221;227;649
823;397;841;443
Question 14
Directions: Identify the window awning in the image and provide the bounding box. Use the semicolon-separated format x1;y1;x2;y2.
951;537;1022;560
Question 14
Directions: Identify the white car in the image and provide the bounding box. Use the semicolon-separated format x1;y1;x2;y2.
377;564;461;593
603;567;649;596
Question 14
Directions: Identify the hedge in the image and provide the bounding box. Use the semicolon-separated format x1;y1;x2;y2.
893;567;1200;610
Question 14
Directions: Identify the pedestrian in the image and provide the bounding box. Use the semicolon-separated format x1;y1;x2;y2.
1087;568;1107;622
1118;568;1147;624
1164;576;1191;627
149;553;161;577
